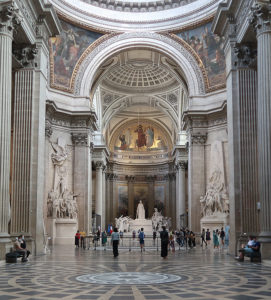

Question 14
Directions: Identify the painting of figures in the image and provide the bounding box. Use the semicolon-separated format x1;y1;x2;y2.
133;185;149;218
114;122;168;152
154;185;165;215
176;22;226;88
118;185;128;217
50;20;103;89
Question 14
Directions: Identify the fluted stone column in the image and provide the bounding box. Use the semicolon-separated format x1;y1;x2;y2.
147;176;155;219
102;166;106;230
95;161;103;229
251;2;271;255
176;162;186;229
0;3;20;257
10;68;35;236
127;176;135;218
188;132;207;233
72;133;92;234
169;173;176;229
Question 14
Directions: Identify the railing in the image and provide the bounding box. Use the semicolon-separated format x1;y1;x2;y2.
84;235;190;252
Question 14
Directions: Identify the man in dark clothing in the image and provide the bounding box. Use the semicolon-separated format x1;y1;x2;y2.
160;226;169;259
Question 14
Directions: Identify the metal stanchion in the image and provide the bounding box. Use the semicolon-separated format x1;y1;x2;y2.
129;237;131;252
157;236;159;252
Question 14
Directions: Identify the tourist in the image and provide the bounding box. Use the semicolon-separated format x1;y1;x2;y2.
132;230;136;239
220;227;225;247
14;237;30;262
236;236;260;262
213;229;219;249
169;231;175;252
138;228;145;252
111;228;120;257
80;230;86;248
19;235;26;249
75;230;80;248
201;228;207;247
160;226;169;259
206;228;211;245
153;231;157;245
190;231;196;248
102;230;107;247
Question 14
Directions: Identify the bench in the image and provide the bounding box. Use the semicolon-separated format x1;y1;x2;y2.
6;251;29;263
245;250;262;262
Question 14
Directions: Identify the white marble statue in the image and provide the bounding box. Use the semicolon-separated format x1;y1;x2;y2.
115;215;132;232
136;200;145;219
50;141;68;166
151;208;163;231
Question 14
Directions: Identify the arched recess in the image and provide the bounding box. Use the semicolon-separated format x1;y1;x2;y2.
73;32;206;99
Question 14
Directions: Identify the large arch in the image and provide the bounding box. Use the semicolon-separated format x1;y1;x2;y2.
73;32;206;98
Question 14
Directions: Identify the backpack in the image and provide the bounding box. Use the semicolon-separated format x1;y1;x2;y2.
139;231;144;239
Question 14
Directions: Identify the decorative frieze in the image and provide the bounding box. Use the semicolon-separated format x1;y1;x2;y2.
71;132;88;146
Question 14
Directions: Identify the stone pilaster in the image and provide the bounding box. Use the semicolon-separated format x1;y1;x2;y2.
176;161;187;229
95;161;104;229
188;132;207;233
251;2;271;256
233;43;260;236
146;176;156;219
169;173;176;229
102;165;106;230
126;176;135;218
72;132;92;234
0;2;21;257
10;68;35;237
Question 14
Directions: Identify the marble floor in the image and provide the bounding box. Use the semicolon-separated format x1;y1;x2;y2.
1;245;271;300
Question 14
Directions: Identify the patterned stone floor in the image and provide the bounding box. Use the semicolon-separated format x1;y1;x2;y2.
1;245;271;300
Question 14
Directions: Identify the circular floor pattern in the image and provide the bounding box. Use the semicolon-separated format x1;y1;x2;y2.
76;272;182;285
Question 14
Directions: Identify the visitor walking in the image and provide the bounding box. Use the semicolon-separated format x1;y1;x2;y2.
206;228;211;245
220;227;225;247
213;229;219;249
111;228;120;257
102;230;107;247
138;228;145;252
75;230;80;248
160;226;169;259
201;228;207;247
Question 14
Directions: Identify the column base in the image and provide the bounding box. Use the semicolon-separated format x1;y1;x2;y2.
259;232;271;259
0;235;12;260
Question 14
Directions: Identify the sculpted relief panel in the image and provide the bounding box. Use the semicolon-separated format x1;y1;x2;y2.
175;22;226;90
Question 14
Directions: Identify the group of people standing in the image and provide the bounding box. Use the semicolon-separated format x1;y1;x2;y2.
201;227;227;249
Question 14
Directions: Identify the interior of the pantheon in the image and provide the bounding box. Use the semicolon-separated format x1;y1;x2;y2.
0;0;271;261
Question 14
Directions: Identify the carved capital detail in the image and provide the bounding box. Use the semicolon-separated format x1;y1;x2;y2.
234;43;257;68
145;175;157;182
177;161;188;171
191;133;207;145
95;161;104;169
0;4;21;37
71;132;88;146
125;175;135;182
13;44;38;67
250;2;271;34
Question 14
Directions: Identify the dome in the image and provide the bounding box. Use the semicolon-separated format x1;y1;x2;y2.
48;0;222;32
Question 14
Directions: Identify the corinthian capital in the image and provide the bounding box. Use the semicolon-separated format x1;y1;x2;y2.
13;44;38;67
250;2;271;34
234;43;257;68
71;132;88;146
191;133;207;145
0;3;21;37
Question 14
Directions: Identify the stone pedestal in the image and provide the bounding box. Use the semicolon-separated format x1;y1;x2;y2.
48;218;78;245
129;219;153;235
200;214;229;236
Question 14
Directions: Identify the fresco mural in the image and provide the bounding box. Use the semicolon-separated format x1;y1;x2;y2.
117;185;128;217
114;122;168;152
50;20;103;89
175;22;226;88
154;185;165;215
133;185;149;218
